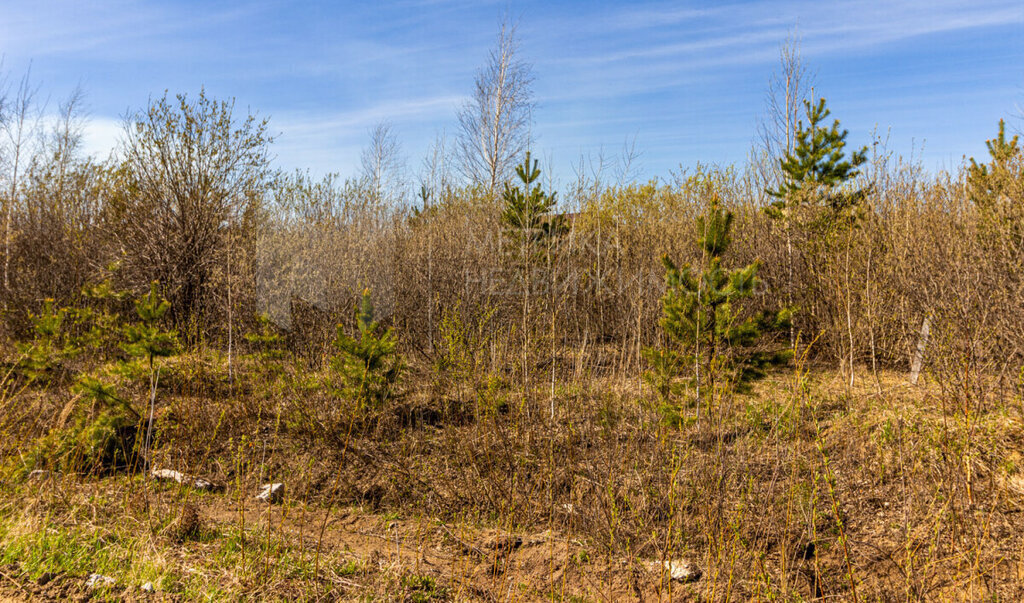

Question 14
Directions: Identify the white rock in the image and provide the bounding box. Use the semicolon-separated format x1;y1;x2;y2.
151;468;185;483
151;468;219;491
650;559;701;583
141;581;155;593
86;573;116;589
256;483;284;503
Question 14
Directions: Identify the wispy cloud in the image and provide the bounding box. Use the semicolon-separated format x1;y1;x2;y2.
5;0;1021;179
274;95;464;137
268;94;464;176
0;0;275;61
523;0;1024;111
547;0;1024;68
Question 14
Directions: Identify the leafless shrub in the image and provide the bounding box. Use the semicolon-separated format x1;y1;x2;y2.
114;90;273;334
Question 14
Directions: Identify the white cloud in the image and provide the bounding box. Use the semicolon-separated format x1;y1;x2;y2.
79;116;122;161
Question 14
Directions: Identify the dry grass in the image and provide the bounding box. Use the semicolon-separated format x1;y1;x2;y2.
2;345;1023;600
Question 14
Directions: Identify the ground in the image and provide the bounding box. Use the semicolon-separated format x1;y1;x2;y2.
1;365;1023;601
0;475;700;601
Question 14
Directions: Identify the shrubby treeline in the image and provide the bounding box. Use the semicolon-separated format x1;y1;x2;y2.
0;83;1022;391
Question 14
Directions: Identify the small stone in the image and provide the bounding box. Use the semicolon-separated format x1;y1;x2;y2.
151;468;185;483
151;468;221;492
85;573;116;589
141;581;155;593
256;483;284;503
650;559;701;583
192;478;217;491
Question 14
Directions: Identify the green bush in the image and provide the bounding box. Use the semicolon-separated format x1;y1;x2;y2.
24;407;139;475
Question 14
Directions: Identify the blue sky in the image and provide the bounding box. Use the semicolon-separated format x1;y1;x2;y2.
3;0;1022;186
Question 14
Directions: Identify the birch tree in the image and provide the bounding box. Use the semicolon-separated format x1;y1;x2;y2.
455;20;534;197
360;120;406;206
757;32;813;188
756;33;812;345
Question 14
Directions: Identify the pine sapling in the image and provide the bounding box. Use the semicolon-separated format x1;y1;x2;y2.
16;299;78;384
332;289;402;411
765;97;869;383
37;284;175;474
501;151;565;255
968;119;1024;254
644;199;791;426
123;282;178;466
767;97;869;223
500;152;565;415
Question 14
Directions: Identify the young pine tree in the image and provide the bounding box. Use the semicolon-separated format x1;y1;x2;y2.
501;151;566;255
122;282;178;464
16;299;78;383
765;97;868;364
644;200;791;426
332;289;402;410
968;119;1023;254
767;97;869;222
968;119;1020;205
43;283;177;474
76;275;131;357
244;312;288;380
501;152;565;411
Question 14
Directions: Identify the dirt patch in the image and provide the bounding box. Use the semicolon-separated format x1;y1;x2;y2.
195;496;685;600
